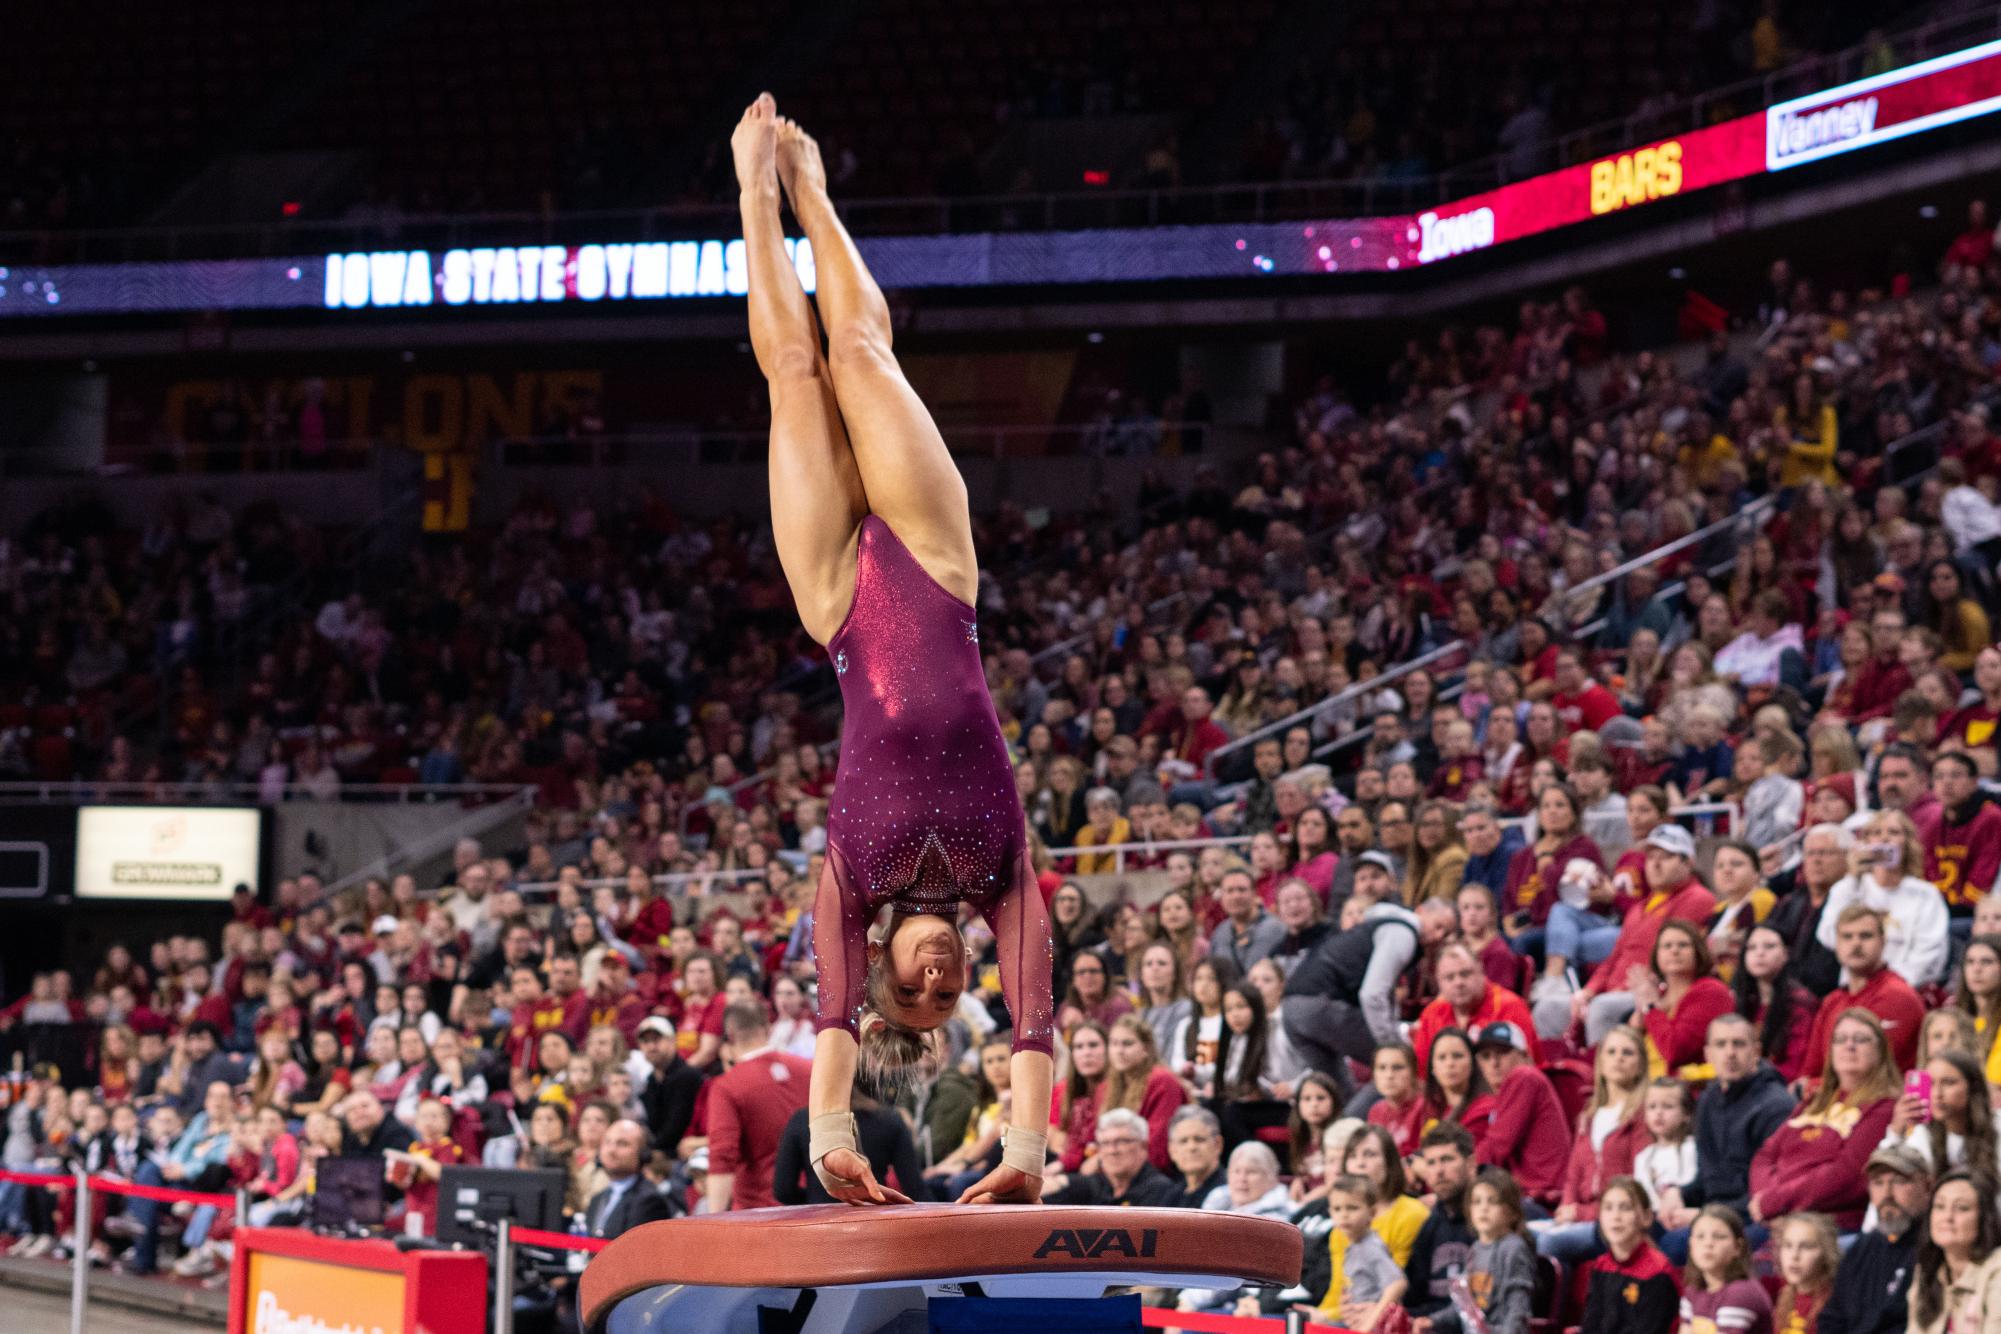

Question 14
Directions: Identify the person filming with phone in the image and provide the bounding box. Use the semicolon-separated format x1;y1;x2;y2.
1815;810;1950;991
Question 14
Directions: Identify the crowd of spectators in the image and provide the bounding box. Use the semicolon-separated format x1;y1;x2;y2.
1239;1;1917;189
10;225;2001;1329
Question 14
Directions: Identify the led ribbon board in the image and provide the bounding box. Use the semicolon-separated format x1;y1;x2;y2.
4;38;2001;319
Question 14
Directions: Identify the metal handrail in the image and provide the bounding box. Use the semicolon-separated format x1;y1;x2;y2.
1044;833;1256;877
1543;494;1781;636
5;5;1994;266
512;866;782;898
1204;641;1469;776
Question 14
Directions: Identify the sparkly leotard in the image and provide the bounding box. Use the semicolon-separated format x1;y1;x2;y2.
812;515;1054;1056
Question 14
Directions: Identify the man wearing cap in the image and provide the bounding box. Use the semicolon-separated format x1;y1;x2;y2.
365;915;403;984
636;1015;702;1158
1550;823;1715;1042
1410;941;1536;1078
583;950;648;1043
1470;1021;1568;1204
1283;856;1454;1097
1820;1146;1930;1334
1209;867;1286;973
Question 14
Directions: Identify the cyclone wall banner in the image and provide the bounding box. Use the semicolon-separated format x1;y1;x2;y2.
4;37;2001;319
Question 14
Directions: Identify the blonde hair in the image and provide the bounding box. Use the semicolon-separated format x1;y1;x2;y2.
1859;809;1927;880
1584;1026;1647;1124
856;914;953;1096
859;963;948;1096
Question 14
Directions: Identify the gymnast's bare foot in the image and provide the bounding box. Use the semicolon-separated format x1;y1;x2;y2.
733;91;779;196
776;115;828;213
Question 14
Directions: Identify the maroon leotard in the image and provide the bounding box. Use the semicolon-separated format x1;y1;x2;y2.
812;515;1055;1056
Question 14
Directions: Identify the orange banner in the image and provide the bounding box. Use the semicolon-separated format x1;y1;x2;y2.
245;1250;407;1334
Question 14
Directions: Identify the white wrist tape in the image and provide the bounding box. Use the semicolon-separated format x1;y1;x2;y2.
809;1112;861;1191
999;1126;1048;1176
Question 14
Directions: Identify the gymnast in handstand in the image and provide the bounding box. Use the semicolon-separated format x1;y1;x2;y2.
733;94;1054;1207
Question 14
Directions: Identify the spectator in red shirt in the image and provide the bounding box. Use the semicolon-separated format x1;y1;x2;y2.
1941;199;1995;280
1840;608;1915;723
1550;649;1621;733
1928;751;2001;917
581;953;647;1041
1631;919;1734;1078
1748;1008;1900;1231
705;1003;812;1212
506;965;567;1071
1557;822;1716;1043
1516;621;1562;700
1469;1020;1569;1203
1410;943;1536;1078
548;953;592;1042
675;951;728;1074
1800;905;1926;1079
1167;686;1231;774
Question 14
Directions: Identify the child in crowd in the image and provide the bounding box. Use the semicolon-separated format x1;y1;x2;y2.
1287;1072;1344;1204
396;1095;467;1234
1427;1166;1534;1334
1771;1213;1840;1334
1364;1042;1428;1160
1631;1078;1697;1211
1679;1203;1773;1334
1580;1177;1679;1334
1307;1174;1411;1333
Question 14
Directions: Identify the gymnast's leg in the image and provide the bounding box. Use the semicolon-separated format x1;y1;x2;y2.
776;117;978;607
735;93;869;647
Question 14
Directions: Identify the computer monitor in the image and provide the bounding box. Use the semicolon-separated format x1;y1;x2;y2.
312;1154;387;1230
436;1166;567;1248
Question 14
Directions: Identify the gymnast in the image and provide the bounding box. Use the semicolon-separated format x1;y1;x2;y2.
732;94;1055;1207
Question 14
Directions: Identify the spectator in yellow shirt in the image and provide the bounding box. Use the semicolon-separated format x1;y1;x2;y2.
1776;374;1838;488
1073;787;1134;873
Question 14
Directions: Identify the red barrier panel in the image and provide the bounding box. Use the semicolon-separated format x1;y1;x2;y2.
512;1224;608;1253
227;1227;486;1334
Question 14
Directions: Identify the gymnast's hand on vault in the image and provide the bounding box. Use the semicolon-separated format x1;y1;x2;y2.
822;1148;913;1207
955;1164;1042;1206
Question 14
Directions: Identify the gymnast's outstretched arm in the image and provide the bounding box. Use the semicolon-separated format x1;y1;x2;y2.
955;848;1054;1206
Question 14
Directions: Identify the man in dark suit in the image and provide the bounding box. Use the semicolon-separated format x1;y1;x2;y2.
583;1118;675;1240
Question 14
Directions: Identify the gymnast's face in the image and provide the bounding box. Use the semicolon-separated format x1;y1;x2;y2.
878;914;968;1030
